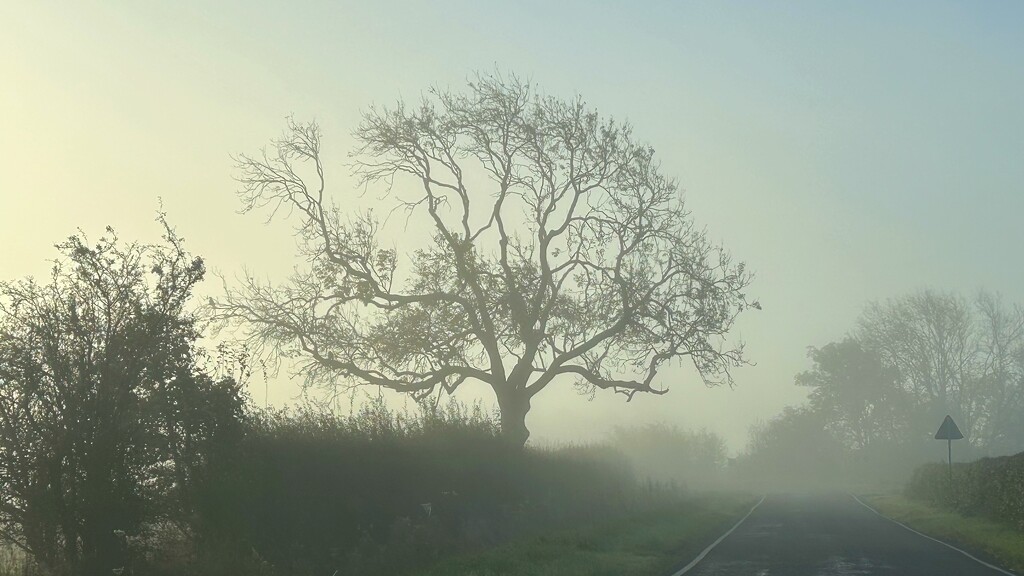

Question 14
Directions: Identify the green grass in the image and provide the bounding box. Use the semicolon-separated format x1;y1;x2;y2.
864;493;1024;573
410;492;756;576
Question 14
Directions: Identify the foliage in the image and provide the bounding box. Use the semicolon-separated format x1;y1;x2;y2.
213;71;755;445
0;221;246;575
906;452;1024;531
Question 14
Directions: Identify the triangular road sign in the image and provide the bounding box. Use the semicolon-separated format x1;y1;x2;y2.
934;415;964;440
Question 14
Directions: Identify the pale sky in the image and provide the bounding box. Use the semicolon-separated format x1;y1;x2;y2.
3;1;1023;451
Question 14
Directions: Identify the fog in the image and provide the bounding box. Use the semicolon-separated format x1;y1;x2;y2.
6;3;1024;457
4;3;1024;575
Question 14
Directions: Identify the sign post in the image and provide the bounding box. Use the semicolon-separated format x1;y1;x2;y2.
934;414;964;480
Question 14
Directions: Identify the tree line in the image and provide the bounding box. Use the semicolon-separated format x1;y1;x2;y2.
738;290;1024;487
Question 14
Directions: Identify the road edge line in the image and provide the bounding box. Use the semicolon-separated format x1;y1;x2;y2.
849;493;1018;576
668;494;766;576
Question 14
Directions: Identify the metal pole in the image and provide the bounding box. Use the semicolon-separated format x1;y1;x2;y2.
948;438;952;480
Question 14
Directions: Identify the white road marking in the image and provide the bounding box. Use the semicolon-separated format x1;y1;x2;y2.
849;493;1018;576
669;495;767;576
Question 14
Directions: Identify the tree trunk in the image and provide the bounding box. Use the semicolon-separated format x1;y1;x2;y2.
495;389;531;448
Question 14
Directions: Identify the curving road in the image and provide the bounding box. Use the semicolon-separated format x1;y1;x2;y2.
671;492;1016;576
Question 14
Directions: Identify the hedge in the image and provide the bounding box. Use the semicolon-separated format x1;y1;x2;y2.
906;452;1024;530
192;402;640;576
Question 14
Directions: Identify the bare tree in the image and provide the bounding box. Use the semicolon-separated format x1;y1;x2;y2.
213;73;754;446
973;292;1024;452
859;291;979;441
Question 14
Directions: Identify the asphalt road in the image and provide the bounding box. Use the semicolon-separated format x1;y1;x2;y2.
674;492;1015;576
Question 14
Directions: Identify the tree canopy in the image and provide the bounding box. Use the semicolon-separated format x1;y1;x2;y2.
214;73;755;445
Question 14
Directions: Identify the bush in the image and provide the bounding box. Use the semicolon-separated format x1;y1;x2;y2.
906;452;1024;530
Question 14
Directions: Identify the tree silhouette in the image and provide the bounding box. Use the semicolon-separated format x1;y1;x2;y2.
0;219;245;575
214;73;754;446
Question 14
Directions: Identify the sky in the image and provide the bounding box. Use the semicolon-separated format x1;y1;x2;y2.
3;1;1023;451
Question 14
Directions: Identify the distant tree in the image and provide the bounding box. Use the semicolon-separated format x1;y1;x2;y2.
607;423;727;487
213;73;755;446
0;220;246;575
738;407;847;487
859;291;982;443
793;290;1024;458
972;292;1024;453
746;290;1024;488
796;338;908;451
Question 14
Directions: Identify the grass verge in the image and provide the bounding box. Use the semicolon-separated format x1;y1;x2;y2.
410;492;756;576
863;493;1024;574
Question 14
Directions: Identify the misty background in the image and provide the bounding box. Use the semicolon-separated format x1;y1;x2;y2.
4;0;1024;453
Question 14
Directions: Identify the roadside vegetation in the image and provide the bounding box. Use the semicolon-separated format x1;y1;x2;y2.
198;399;637;576
0;372;747;576
0;212;751;575
194;401;743;576
906;453;1024;531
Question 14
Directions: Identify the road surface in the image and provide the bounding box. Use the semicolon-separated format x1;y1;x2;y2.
673;492;1015;576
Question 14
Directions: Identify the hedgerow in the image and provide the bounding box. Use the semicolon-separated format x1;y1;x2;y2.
193;398;642;576
906;452;1024;530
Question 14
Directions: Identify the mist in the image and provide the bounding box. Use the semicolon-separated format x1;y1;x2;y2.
3;2;1024;575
